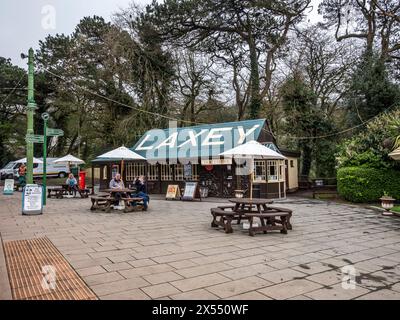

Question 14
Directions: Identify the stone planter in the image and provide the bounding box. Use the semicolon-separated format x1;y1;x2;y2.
380;196;395;211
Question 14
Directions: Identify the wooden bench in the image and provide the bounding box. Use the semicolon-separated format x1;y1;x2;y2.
217;205;236;210
245;211;290;236
264;206;293;230
47;187;68;199
90;196;116;212
121;197;146;213
210;207;249;233
62;184;90;198
77;188;90;198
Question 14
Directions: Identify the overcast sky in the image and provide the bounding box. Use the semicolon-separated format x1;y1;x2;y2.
0;0;322;69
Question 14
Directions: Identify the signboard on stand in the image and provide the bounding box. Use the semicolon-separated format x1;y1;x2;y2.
166;185;181;200
22;184;43;215
183;164;192;179
3;179;14;195
182;181;201;201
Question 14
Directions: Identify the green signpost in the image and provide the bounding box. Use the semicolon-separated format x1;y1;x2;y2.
25;48;36;184
47;128;64;137
25;134;44;143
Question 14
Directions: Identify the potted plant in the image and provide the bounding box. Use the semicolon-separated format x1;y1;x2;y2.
380;191;395;211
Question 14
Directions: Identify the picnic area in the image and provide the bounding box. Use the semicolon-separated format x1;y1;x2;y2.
1;190;400;300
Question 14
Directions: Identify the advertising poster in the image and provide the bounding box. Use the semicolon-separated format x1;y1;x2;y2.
22;184;43;215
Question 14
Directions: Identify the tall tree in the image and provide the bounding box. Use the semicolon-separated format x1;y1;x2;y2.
346;51;400;125
140;0;311;119
319;0;400;61
0;58;27;165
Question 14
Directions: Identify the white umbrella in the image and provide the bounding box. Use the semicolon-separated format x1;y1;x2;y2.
53;154;85;165
54;154;85;180
97;146;145;177
219;140;287;199
15;157;43;164
389;147;400;161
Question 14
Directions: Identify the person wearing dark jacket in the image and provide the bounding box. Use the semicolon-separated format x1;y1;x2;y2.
132;175;149;210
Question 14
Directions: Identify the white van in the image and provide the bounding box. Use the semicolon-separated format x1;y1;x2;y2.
0;158;69;179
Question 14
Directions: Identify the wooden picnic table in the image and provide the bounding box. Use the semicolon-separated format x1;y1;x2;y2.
97;188;146;213
102;188;136;194
225;198;292;236
47;186;68;199
61;184;90;198
228;198;273;213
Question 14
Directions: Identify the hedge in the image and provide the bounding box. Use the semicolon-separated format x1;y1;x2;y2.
337;167;400;203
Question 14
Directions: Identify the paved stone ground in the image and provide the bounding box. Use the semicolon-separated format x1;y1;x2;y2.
1;191;400;300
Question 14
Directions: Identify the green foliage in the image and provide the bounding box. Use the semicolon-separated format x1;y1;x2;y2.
346;52;400;126
337;167;400;202
391;206;400;213
336;107;400;169
280;72;338;177
0;57;27;166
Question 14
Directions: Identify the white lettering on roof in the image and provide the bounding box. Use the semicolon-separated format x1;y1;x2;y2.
177;129;207;148
135;124;260;151
202;127;233;146
237;125;260;144
135;134;153;151
156;132;178;149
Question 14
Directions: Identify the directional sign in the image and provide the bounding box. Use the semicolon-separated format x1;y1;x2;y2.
47;128;64;137
25;134;44;143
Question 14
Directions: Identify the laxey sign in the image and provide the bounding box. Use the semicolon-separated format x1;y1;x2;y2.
46;128;64;137
132;119;267;163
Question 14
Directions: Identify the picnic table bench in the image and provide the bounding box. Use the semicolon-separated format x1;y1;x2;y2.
264;206;293;230
211;207;249;234
47;186;68;199
90;195;115;212
121;197;146;213
245;211;290;236
210;198;293;236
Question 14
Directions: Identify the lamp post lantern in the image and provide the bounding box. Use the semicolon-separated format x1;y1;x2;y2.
25;48;37;184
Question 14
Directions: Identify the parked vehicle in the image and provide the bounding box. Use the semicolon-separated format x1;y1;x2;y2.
0;158;69;179
0;161;16;179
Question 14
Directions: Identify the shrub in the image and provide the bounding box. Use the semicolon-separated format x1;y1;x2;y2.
337;167;400;203
335;107;400;169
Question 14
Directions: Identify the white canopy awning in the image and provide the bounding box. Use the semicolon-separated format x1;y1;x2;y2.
219;140;287;160
97;146;145;160
53;154;85;165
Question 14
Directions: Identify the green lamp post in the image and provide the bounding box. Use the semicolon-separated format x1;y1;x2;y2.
22;48;37;184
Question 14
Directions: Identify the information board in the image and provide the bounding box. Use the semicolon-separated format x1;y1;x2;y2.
181;181;201;201
165;184;181;200
3;179;14;195
22;184;43;215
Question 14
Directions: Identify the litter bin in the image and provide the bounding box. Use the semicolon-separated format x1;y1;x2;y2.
79;171;86;190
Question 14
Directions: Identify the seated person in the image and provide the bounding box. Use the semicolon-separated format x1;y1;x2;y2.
131;175;149;210
66;173;78;196
109;173;126;205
